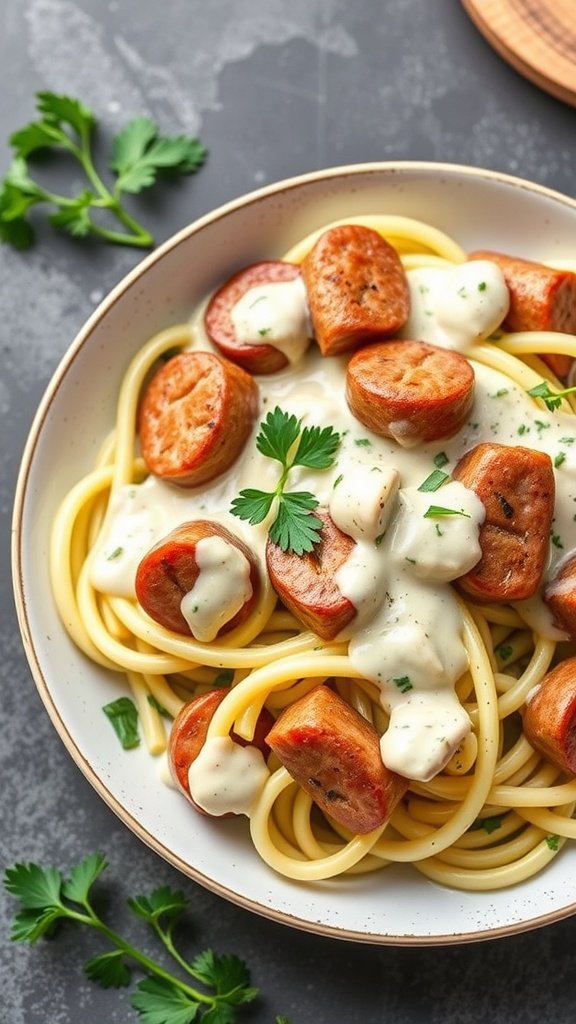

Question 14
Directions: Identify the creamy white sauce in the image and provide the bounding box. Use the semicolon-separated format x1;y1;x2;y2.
380;692;471;782
230;277;311;363
180;535;253;642
91;276;576;785
403;260;509;352
188;736;269;815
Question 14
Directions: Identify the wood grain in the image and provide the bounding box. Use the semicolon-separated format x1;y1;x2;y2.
461;0;576;107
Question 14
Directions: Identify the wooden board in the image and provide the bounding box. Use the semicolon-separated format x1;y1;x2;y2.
461;0;576;107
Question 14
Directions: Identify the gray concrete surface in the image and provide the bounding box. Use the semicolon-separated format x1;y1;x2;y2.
2;1;576;1021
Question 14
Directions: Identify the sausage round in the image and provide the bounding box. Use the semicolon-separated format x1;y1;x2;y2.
469;250;576;380
265;509;356;641
204;260;301;374
139;350;258;486
452;443;555;602
544;552;576;639
135;520;260;636
266;684;408;834
522;659;576;777
169;687;273;813
346;339;475;446
301;224;409;356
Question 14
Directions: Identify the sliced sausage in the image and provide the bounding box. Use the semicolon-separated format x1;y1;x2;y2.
522;658;576;776
452;443;555;602
135;520;259;636
266;684;408;834
139;351;258;486
544;553;576;639
346;339;475;446
301;224;409;356
169;687;274;813
266;509;356;640
469;250;576;379
204;260;301;374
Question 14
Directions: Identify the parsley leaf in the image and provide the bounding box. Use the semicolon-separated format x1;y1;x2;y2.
231;406;340;555
131;977;199;1024
103;696;140;749
527;380;576;411
1;91;207;250
4;853;268;1023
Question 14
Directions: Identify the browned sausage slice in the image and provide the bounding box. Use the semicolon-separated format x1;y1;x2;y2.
266;509;356;640
544;553;576;639
266;685;408;834
346;339;475;445
301;224;409;356
169;688;273;813
452;443;555;602
135;520;259;636
204;260;301;374
139;351;258;486
469;250;576;379
522;658;576;776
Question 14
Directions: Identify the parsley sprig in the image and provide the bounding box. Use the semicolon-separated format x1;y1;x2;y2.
0;92;207;250
527;380;576;412
230;406;340;555
3;853;289;1024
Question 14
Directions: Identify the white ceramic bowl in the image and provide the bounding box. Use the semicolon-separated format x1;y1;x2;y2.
12;162;576;944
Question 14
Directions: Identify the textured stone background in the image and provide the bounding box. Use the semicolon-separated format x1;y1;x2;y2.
2;1;576;1021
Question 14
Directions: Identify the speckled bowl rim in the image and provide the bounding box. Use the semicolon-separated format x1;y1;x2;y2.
11;160;576;945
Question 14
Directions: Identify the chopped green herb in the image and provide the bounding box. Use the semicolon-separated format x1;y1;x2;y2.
554;452;567;468
433;451;449;469
423;505;471;519
496;643;513;662
527;380;576;412
102;697;139;750
392;676;413;694
489;388;509;398
517;424;529;436
534;419;550;434
551;532;564;549
354;438;372;447
482;816;502;834
435;523;444;537
106;546;123;561
545;834;560;851
478;281;487;292
559;436;576;445
418;469;449;493
213;668;235;688
146;695;171;719
257;327;271;336
374;531;386;547
333;473;344;489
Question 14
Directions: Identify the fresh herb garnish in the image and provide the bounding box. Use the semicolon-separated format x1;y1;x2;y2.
554;452;567;468
3;853;281;1023
545;834;560;851
103;696;140;750
0;92;207;250
230;406;340;555
107;546;124;560
418;469;449;493
392;676;413;694
496;643;513;662
482;816;502;834
527;380;576;412
423;505;471;519
433;451;449;469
